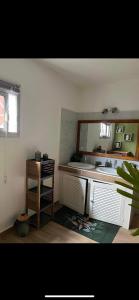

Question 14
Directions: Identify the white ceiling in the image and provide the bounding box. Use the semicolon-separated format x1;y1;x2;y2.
40;59;139;88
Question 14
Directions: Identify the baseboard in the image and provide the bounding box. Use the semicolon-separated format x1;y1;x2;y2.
0;223;14;234
0;202;60;235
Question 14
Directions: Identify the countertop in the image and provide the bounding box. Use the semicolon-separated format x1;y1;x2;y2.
58;164;125;184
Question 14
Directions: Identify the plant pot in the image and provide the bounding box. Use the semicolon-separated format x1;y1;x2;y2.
15;213;30;237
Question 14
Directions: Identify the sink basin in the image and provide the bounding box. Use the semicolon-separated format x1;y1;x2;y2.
96;167;118;176
67;162;95;170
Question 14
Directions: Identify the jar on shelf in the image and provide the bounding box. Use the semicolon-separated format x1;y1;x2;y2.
43;153;48;160
35;151;41;161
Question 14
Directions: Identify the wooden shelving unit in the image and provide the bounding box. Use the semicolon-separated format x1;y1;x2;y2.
26;158;55;229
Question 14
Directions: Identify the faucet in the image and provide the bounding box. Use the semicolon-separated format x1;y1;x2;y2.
114;160;117;169
84;155;87;163
105;160;112;167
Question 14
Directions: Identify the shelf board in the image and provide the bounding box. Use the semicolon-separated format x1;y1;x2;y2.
28;185;53;197
29;212;51;228
27;174;54;180
40;197;53;212
40;174;54;180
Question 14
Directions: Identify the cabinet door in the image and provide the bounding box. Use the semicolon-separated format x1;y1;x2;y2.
89;180;125;226
61;174;87;214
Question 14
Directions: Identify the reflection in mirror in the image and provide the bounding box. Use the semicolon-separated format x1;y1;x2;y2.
79;122;139;158
100;123;111;138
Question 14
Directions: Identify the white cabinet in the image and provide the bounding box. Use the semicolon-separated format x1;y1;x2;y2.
59;171;133;229
88;179;132;229
60;173;87;214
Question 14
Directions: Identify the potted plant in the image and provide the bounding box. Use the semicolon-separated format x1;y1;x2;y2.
115;161;139;236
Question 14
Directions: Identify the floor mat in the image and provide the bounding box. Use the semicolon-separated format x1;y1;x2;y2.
54;206;120;243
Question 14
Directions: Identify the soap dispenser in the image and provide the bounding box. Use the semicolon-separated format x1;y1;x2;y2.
105;160;108;167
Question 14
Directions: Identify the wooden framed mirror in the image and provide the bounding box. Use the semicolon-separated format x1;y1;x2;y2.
76;119;139;161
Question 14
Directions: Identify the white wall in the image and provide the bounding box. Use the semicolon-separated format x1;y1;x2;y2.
79;77;139;112
0;59;80;232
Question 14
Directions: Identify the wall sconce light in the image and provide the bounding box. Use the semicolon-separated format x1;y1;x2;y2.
101;107;119;114
111;107;118;113
102;108;109;114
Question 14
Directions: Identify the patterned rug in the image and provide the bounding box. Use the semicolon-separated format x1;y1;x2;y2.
54;206;120;243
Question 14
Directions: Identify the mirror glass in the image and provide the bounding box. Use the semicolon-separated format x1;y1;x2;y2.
79;122;139;158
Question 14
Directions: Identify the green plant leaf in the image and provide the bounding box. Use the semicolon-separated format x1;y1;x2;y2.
115;180;139;193
129;203;139;210
124;161;139;179
117;167;139;187
117;167;135;184
132;228;139;236
117;188;139;202
115;180;134;190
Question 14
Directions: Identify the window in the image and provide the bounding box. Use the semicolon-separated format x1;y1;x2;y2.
100;122;111;138
0;80;20;137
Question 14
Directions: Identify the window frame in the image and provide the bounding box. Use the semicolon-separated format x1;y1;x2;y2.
0;86;20;138
99;122;111;139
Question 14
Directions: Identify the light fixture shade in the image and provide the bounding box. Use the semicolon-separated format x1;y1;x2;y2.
111;107;118;113
102;108;108;114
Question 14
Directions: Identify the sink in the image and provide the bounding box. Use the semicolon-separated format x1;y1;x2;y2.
67;162;95;170
96;166;118;176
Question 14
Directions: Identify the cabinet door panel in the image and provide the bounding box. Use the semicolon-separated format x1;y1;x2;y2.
61;174;87;214
89;181;124;226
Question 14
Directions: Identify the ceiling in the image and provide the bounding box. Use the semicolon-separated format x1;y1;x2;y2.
40;59;139;88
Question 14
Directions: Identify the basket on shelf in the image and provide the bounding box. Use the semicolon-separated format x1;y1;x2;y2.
15;213;30;237
41;159;55;177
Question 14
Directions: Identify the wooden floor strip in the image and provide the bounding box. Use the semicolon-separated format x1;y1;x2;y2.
0;203;139;243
